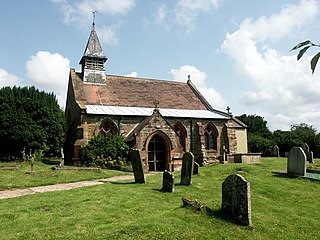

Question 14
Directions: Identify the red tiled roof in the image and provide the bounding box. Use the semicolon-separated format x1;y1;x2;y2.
70;69;209;110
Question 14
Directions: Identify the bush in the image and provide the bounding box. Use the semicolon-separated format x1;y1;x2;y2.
80;134;129;169
248;134;274;156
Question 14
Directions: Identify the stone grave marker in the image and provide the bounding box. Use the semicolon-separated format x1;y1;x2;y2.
181;152;194;185
193;162;199;175
162;170;174;192
287;147;306;176
222;174;251;226
130;149;146;183
301;143;314;164
273;145;280;157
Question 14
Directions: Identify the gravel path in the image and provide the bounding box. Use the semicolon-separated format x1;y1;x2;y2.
0;174;135;200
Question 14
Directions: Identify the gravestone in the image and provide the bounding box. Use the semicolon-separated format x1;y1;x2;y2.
222;174;251;226
130;149;146;183
273;145;280;157
301;143;314;164
287;147;306;176
221;145;227;162
162;170;174;192
193;162;199;175
181;152;194;185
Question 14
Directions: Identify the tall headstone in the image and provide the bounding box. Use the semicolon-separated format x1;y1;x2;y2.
193;162;199;175
181;152;194;185
222;174;251;226
162;170;174;192
287;147;306;176
273;145;280;157
130;149;146;183
301;143;314;164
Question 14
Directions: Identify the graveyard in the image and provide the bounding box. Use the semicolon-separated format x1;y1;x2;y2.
0;157;320;239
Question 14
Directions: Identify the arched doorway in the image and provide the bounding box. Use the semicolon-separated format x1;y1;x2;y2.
147;135;167;171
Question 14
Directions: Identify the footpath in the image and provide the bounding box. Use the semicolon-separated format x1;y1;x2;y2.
0;174;135;200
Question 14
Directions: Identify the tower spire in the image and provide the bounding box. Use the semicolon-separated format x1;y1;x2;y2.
92;10;97;26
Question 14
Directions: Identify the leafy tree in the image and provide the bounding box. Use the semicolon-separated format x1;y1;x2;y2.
291;40;320;74
0;86;64;160
80;134;129;169
248;134;274;156
237;114;272;138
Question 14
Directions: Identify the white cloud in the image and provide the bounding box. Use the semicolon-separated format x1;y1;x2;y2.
155;4;167;24
97;25;119;45
169;65;227;110
221;0;320;130
125;72;138;77
26;51;70;107
0;69;22;87
175;0;220;32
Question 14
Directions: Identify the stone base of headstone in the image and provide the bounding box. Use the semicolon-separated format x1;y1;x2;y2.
162;170;174;192
222;174;251;226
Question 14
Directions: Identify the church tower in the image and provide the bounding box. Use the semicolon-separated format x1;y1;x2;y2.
79;13;107;84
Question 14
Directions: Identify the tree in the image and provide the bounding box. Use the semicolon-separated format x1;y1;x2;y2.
0;86;64;160
291;40;320;74
237;114;272;138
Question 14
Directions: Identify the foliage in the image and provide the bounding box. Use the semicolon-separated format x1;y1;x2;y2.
248;134;274;156
237;114;272;138
291;40;320;74
80;134;129;169
0;86;64;160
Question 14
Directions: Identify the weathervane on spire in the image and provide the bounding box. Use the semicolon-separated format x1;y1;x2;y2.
92;10;97;25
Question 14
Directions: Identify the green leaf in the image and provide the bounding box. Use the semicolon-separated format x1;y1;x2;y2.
311;52;320;74
291;40;311;51
297;46;311;60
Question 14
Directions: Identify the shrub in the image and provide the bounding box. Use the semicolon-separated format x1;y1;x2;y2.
80;134;129;169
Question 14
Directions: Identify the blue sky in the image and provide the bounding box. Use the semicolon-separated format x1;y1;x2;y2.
0;0;320;131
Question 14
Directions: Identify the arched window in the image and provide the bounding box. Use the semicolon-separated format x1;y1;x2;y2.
99;119;118;135
204;124;218;150
173;122;187;151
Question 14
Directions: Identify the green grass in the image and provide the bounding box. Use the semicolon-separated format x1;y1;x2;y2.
1;158;320;239
0;159;128;190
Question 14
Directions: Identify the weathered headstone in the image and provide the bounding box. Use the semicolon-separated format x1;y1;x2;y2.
273;145;280;157
222;174;251;226
301;143;314;163
162;170;174;192
130;149;146;183
193;162;199;175
287;147;306;176
221;145;227;162
181;152;194;185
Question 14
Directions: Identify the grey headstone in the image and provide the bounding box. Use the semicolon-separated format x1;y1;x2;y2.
181;152;194;185
162;170;174;192
130;149;146;183
222;174;251;226
287;147;306;176
302;143;314;163
273;145;280;157
193;162;199;175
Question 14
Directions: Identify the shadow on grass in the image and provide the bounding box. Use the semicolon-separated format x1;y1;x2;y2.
110;181;136;185
41;158;60;165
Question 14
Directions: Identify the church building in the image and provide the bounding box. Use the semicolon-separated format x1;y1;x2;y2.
64;21;249;171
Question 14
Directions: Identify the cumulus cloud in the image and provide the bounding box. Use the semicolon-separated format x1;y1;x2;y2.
26;51;70;107
125;71;138;77
220;0;320;130
155;4;167;24
175;0;220;32
52;0;135;44
0;69;22;87
169;65;227;110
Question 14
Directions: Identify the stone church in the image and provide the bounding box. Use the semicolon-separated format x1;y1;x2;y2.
64;22;249;171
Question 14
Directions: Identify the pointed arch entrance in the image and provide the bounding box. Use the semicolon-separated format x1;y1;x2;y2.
146;132;171;171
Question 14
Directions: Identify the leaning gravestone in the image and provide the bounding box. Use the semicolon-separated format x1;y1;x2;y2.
193;162;199;175
287;147;306;176
181;152;194;185
130;149;146;183
222;174;251;226
162;170;174;192
273;145;280;157
301;143;314;164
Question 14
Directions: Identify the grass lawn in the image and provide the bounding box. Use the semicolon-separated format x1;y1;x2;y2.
0;159;128;190
0;158;320;239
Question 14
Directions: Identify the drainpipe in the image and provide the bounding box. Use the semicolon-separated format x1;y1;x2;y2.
190;119;193;153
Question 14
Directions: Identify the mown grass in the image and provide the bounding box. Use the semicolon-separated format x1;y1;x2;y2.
0;159;128;190
0;158;320;239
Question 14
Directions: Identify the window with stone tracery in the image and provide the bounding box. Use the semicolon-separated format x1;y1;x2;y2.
204;124;218;150
173;122;187;151
99;119;118;136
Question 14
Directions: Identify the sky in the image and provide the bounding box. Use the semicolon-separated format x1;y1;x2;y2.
0;0;320;131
